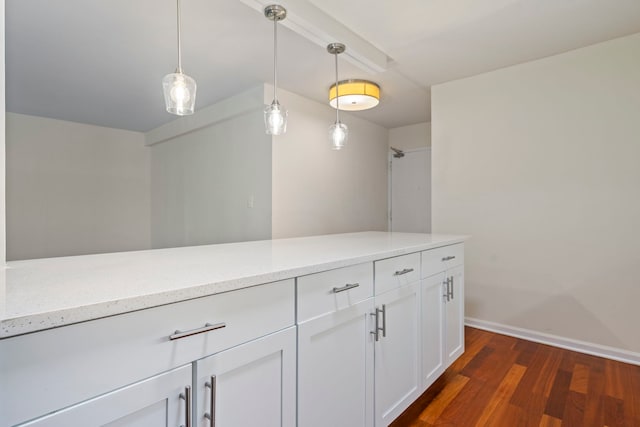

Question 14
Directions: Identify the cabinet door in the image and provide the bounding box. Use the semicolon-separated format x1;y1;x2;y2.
421;273;446;390
194;327;296;427
21;365;192;427
445;265;465;365
375;282;421;427
298;299;375;427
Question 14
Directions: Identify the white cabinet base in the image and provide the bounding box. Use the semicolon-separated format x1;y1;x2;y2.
194;327;296;427
21;365;192;427
421;273;446;390
374;282;421;426
297;299;375;427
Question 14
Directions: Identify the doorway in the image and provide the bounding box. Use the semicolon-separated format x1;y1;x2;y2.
389;147;431;233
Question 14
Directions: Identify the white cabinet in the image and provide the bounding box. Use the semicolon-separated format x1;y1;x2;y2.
420;244;465;391
1;280;295;427
194;327;296;427
445;265;464;365
297;299;375;427
20;365;192;427
373;253;421;427
296;263;375;427
420;273;446;388
373;283;421;426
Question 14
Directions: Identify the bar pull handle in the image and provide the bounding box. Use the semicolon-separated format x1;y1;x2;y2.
179;385;192;427
380;304;387;338
370;310;380;341
394;268;414;276
170;322;226;341
332;283;360;293
444;277;454;301
442;255;456;261
204;376;216;427
443;279;450;302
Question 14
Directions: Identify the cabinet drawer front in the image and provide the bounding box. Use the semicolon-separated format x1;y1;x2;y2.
421;243;464;278
374;252;420;295
297;263;373;322
0;279;294;427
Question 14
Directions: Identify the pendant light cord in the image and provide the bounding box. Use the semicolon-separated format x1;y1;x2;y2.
334;52;340;123
273;18;278;101
176;0;183;73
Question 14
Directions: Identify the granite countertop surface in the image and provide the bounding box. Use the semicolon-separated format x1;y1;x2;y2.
0;231;467;338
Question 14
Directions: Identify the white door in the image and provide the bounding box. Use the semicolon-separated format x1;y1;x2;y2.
421;273;446;391
21;365;192;427
194;327;296;427
374;282;421;426
445;266;465;365
390;148;431;233
298;299;375;427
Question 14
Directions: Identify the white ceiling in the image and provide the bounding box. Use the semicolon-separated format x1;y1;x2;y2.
6;0;640;132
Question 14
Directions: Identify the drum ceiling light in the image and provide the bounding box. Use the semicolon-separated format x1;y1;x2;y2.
329;80;380;111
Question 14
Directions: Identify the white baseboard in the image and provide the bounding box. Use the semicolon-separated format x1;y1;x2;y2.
465;317;640;367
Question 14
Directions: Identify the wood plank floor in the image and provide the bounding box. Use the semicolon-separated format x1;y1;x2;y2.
391;327;640;427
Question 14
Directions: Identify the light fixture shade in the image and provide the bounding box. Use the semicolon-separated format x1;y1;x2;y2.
162;72;196;116
264;101;288;135
329;121;348;150
329;80;380;111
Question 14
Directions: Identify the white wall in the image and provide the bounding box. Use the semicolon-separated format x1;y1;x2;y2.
1;1;5;265
432;33;640;354
150;88;271;248
6;113;151;260
271;86;389;238
389;122;431;151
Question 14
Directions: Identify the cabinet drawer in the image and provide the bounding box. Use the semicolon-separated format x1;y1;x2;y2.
0;279;294;426
297;263;373;322
421;243;464;278
374;252;421;295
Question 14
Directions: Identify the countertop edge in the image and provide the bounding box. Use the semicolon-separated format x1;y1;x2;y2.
1;234;468;339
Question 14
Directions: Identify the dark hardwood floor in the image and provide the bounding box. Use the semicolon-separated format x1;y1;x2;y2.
391;327;640;427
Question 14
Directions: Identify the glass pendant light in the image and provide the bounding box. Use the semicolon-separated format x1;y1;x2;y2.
327;43;348;150
264;5;288;135
162;0;196;116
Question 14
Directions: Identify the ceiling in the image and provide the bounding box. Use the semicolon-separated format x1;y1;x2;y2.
5;0;640;132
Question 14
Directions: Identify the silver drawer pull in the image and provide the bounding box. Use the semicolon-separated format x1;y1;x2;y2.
170;322;226;341
332;283;360;293
442;256;456;261
394;268;414;276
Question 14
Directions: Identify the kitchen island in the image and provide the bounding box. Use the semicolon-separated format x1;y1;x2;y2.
1;231;467;427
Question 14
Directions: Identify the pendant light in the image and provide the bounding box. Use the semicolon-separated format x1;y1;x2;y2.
264;4;288;135
327;43;348;150
162;0;196;116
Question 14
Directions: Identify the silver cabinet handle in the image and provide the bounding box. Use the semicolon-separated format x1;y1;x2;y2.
443;279;450;302
204;376;216;427
370;310;380;341
179;385;192;427
442;255;456;261
371;306;385;341
394;268;414;276
332;283;360;293
444;277;454;301
169;322;226;341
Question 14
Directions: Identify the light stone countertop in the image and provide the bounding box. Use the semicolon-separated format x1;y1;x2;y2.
0;232;467;339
